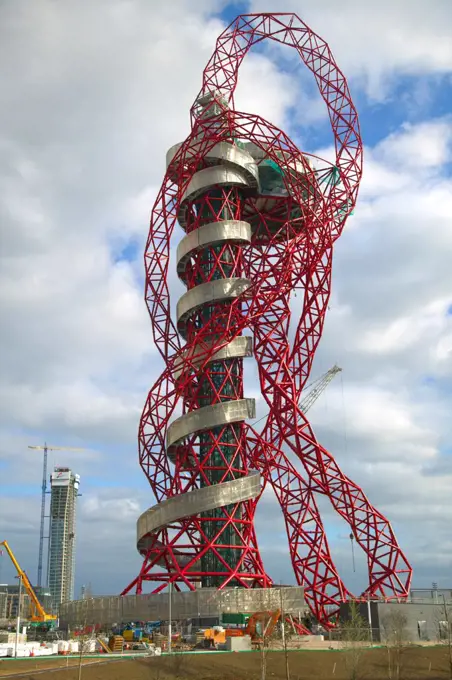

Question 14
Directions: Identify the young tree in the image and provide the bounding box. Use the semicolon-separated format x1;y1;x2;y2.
279;588;294;680
169;651;185;680
257;613;280;680
340;600;369;680
381;610;408;680
76;600;99;680
435;596;452;680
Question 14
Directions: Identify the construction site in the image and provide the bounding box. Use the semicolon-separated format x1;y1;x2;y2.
1;10;451;680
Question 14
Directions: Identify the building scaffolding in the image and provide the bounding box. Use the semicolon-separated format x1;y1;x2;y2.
48;468;80;608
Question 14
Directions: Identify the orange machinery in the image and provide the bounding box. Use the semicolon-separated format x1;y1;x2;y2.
204;609;282;647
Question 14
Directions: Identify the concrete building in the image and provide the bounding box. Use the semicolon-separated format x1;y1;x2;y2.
0;584;52;620
0;586;7;620
410;588;452;604
59;585;306;629
340;598;452;644
47;467;80;608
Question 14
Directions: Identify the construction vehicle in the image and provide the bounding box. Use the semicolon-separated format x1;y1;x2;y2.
0;540;57;626
112;620;161;643
203;609;310;648
246;609;282;645
203;609;282;648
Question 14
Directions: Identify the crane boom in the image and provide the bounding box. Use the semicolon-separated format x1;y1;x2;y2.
299;364;342;413
0;540;57;623
28;446;85;451
253;364;342;430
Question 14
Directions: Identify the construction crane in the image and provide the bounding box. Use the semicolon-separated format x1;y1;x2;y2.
254;364;342;429
0;540;57;624
28;443;84;588
299;364;342;413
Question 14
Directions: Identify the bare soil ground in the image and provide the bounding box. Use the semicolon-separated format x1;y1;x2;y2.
0;646;450;680
0;657;110;678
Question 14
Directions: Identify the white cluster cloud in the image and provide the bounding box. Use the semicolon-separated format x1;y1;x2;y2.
376;119;452;169
0;0;450;595
249;0;452;99
304;114;452;587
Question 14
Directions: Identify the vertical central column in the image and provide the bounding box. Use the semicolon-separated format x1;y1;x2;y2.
169;114;263;586
185;187;247;586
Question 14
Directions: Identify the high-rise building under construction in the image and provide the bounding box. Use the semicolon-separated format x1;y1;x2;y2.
48;467;80;608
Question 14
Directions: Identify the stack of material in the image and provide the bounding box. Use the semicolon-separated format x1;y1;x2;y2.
0;633;27;645
58;641;70;655
153;632;164;646
195;630;205;646
8;646;31;657
152;646;162;656
33;647;54;656
144;643;162;656
226;635;252;652
81;639;96;653
108;635;124;652
0;641;60;658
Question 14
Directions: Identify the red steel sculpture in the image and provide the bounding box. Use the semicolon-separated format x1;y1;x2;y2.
122;13;412;627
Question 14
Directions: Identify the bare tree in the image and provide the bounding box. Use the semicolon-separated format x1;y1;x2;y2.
340;600;369;680
76;601;103;679
77;600;90;680
279;588;292;680
381;610;408;680
169;651;185;680
435;596;452;680
258;616;280;680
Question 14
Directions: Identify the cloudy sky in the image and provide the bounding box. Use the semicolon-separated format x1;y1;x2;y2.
0;0;451;599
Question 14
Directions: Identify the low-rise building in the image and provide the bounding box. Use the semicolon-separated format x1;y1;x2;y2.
0;584;52;620
340;596;452;644
0;585;8;619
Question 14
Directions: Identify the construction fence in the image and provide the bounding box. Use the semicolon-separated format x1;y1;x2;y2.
59;586;306;629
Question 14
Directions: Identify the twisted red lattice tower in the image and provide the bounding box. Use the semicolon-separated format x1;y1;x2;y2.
122;13;412;627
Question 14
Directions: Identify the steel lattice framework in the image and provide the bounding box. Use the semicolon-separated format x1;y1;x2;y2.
122;13;412;627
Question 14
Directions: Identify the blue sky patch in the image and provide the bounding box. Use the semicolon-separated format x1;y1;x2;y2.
114;238;140;264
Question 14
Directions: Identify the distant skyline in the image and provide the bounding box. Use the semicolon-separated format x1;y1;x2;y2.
0;0;451;597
